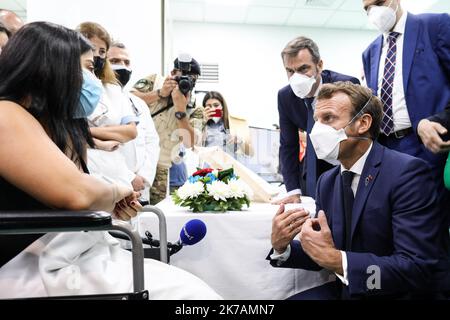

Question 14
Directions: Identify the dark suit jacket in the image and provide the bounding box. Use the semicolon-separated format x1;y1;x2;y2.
269;142;447;299
278;70;359;196
363;13;450;167
429;102;450;132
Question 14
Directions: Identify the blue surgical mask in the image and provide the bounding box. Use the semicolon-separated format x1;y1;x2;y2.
75;69;103;118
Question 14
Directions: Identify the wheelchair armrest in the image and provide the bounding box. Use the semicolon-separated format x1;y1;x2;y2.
141;206;169;264
0;211;146;294
0;211;112;235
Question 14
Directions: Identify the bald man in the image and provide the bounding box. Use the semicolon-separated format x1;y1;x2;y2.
0;9;24;34
0;22;9;50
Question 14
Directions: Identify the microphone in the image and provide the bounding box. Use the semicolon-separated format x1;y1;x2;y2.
144;219;207;256
168;219;207;255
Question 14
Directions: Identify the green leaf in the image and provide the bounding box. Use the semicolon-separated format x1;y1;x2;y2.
174;187;251;213
218;168;234;181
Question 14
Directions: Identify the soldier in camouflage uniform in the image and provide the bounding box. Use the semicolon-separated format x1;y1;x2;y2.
132;57;205;205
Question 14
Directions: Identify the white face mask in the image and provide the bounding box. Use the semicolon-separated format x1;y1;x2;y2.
309;122;348;166
367;0;398;33
289;72;316;99
309;96;373;165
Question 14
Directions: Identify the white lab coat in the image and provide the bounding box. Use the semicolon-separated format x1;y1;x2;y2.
120;93;160;200
87;84;138;188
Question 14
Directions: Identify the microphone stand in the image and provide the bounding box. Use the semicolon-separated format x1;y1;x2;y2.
146;231;182;256
110;231;185;258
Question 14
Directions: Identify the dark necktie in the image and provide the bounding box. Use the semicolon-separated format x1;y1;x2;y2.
304;97;317;197
380;32;400;136
342;171;355;250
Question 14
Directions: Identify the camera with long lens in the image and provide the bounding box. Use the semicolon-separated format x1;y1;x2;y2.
174;53;197;95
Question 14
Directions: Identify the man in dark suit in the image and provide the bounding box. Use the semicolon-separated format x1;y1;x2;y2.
268;82;448;299
362;1;450;215
275;37;359;204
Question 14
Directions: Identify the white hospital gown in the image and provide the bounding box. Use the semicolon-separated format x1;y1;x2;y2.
0;232;222;300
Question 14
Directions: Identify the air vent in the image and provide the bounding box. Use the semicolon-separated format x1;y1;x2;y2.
198;63;219;83
304;0;336;7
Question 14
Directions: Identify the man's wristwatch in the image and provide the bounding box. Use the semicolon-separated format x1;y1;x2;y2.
175;111;187;120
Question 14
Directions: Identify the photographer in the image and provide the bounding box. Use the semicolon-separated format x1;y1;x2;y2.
131;55;205;204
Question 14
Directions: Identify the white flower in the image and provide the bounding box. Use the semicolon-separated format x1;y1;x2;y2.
212;169;219;178
176;181;205;200
207;181;232;202
228;179;252;199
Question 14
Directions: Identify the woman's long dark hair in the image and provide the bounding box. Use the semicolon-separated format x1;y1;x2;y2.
0;21;93;163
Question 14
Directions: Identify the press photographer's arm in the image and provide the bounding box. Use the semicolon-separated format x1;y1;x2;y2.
172;86;196;148
132;75;177;105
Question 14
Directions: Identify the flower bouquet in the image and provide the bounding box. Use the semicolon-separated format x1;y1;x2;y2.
172;167;251;213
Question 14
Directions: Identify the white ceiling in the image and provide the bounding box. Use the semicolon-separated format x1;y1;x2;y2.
1;0;448;30
1;0;27;21
169;0;449;30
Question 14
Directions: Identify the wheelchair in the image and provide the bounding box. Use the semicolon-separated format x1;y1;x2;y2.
0;206;168;300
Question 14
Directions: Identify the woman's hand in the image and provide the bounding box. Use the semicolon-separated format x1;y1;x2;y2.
99;140;121;152
93;138;120;152
112;191;142;221
132;175;147;192
203;106;217;122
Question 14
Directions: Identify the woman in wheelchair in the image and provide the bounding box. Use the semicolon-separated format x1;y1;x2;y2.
0;22;221;300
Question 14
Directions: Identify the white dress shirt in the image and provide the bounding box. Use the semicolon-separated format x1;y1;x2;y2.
272;143;374;287
377;12;412;132
335;142;373;285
